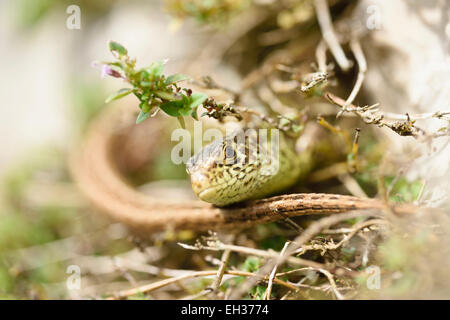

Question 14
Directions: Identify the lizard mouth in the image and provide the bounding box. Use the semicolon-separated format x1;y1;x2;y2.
198;186;237;207
189;171;229;204
198;187;218;203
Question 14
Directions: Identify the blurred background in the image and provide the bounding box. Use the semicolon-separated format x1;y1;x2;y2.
0;0;449;299
0;0;208;172
0;0;211;299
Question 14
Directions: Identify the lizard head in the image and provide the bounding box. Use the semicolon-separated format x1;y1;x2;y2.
186;132;264;206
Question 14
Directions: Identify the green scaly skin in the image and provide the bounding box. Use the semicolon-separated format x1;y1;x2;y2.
186;129;312;206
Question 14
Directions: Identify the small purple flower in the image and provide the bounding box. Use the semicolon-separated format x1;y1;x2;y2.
101;64;122;79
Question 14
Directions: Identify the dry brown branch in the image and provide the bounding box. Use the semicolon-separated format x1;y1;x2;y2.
276;267;312;277
210;249;232;293
325;92;425;137
292;218;388;256
326;92;450;137
107;269;298;300
228;211;376;299
178;241;325;269
289;211;376;255
300;71;329;93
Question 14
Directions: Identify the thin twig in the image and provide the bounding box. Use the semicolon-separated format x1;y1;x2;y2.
292;219;388;256
415;180;427;206
275;211;304;233
264;241;290;300
178;242;325;269
325;92;426;137
210;249;232;293
317;267;344;300
315;39;328;72
327;91;450;124
288;212;377;257
338;39;367;115
228;211;376;299
107;269;298;300
338;173;368;199
279;266;344;299
314;0;351;71
180;288;213;300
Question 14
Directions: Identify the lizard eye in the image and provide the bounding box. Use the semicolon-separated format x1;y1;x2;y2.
222;145;236;165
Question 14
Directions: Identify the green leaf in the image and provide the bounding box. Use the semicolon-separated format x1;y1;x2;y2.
155;91;177;101
181;93;190;105
243;257;260;273
105;88;133;103
261;235;287;251
188;92;208;110
136;110;150;124
385;177;423;203
165;73;189;85
105;61;124;69
139;70;150;81
178;105;194;117
109;41;127;56
191;107;199;120
279;118;290;128
148;61;164;77
160;101;181;117
251;285;266;300
140;81;152;87
139;101;151;113
291;124;303;133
